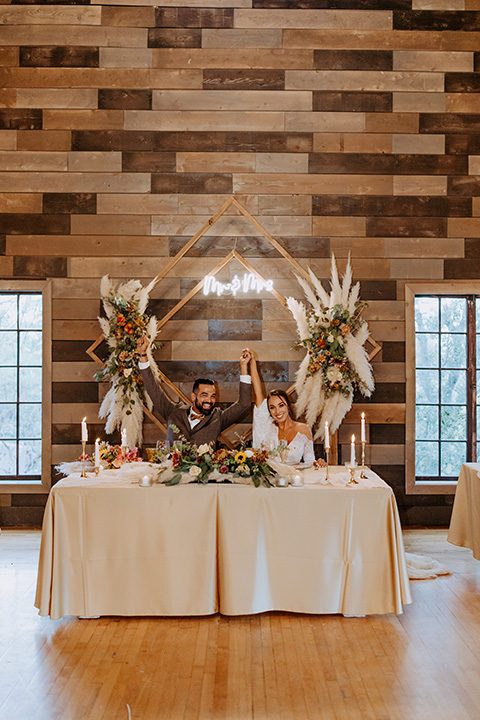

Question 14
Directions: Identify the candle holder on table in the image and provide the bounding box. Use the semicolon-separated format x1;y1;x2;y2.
347;463;359;485
81;441;88;478
325;447;330;482
360;441;368;479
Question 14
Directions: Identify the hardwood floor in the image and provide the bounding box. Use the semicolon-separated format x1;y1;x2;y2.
1;528;480;720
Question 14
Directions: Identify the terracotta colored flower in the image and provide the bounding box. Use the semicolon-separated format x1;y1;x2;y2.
119;350;128;362
124;323;134;335
116;313;126;326
330;318;341;327
316;338;326;348
341;324;350;335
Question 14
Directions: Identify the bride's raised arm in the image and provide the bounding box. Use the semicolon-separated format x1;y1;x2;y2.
242;348;265;407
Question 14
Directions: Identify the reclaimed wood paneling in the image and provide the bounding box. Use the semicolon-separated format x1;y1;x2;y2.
0;0;477;527
152;48;313;69
19;47;99;68
17;130;71;151
153;131;313;152
0;193;42;213
153;89;310;111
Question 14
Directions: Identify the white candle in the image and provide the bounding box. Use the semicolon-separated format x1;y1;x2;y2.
81;417;88;442
350;434;356;466
361;412;366;443
121;428;128;448
324;421;330;450
95;438;100;467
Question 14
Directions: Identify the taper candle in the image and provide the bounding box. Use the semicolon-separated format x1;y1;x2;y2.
324;421;330;450
361;412;366;442
81;417;88;442
95;438;100;467
350;434;356;466
121;428;128;448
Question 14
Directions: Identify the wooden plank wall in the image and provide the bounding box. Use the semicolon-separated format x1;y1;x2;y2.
1;0;479;526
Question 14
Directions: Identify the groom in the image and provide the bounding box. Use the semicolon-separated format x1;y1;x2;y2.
136;337;252;447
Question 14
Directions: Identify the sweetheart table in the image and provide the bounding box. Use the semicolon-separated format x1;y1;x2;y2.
35;467;411;619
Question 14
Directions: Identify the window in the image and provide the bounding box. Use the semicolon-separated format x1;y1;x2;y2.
406;283;480;494
0;282;51;488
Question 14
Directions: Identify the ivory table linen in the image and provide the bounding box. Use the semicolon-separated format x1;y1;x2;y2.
35;469;411;619
448;462;480;560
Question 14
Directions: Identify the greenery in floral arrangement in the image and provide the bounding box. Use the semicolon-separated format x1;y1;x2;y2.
96;275;159;449
298;301;368;398
155;433;277;487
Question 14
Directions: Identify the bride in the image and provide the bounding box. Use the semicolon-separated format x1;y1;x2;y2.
242;349;316;466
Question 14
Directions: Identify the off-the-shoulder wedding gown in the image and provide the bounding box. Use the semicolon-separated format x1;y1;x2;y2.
252;399;315;466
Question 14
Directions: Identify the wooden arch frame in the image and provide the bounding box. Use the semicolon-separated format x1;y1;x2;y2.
86;196;382;451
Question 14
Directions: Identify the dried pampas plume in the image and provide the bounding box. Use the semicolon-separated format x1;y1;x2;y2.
97;275;159;448
287;255;375;440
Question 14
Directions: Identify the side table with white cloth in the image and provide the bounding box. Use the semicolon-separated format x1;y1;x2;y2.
448;462;480;560
35;466;411;620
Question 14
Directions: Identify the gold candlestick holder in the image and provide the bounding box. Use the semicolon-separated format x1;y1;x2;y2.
347;463;359;485
81;441;88;478
94;465;100;477
325;447;330;482
360;441;368;479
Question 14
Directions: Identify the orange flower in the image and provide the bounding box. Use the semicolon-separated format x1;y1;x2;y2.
172;450;181;469
316;338;326;348
116;313;126;326
124;323;134;335
330;318;341;327
341;324;350;336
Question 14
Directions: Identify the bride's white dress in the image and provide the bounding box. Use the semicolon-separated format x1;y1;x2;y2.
253;399;315;466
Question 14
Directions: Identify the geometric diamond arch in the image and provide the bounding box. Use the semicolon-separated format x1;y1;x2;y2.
86;196;381;449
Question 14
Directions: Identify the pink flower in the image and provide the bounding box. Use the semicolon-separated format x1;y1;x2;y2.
220;464;228;473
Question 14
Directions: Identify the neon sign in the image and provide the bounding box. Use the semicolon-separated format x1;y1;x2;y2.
203;273;274;297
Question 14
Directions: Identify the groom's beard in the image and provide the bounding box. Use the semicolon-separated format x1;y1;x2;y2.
193;399;214;415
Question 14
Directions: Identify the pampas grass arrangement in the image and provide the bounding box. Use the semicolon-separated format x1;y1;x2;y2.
96;275;159;448
287;255;374;440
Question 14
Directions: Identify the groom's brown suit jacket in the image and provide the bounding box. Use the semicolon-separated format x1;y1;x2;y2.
140;366;251;447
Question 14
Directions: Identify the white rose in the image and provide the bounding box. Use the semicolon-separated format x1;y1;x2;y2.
197;443;211;456
326;366;342;382
189;465;202;476
123;368;132;377
327;334;334;343
245;449;255;458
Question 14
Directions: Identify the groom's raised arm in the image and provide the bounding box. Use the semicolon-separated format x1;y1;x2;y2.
137;336;175;421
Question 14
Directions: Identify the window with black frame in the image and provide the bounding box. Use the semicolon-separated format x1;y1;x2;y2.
414;294;479;482
0;292;43;480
